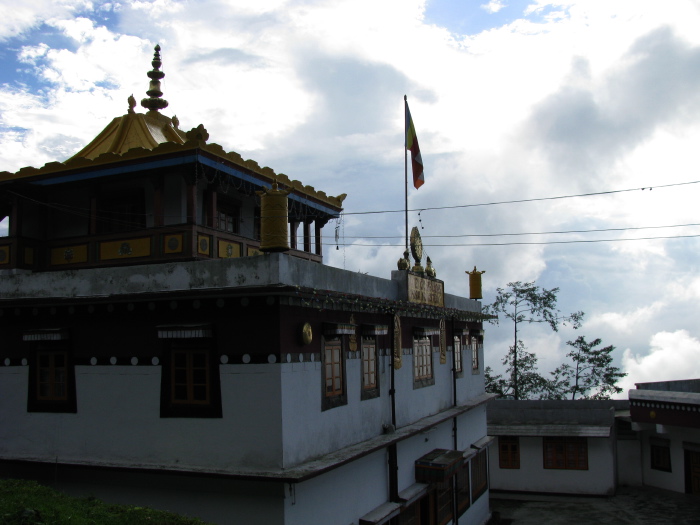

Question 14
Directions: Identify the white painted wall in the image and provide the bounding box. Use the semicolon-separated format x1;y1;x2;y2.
489;435;616;495
279;344;487;468
285;449;389;525
616;439;642;487
0;364;284;472
456;344;485;404
280;351;392;467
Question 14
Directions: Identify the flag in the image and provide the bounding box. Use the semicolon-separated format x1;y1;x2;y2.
405;100;424;189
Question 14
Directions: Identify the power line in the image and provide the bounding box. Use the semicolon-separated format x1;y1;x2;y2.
341;180;700;216
332;222;700;239
331;233;700;247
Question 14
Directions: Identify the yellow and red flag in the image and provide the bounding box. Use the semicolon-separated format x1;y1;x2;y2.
405;100;424;189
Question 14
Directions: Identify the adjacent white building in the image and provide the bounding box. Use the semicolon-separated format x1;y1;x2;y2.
487;400;626;496
630;379;700;495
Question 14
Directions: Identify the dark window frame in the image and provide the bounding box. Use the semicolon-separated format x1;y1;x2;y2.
434;476;454;525
413;337;435;389
27;341;77;413
455;461;471;517
322;336;347;410
543;436;588;470
471;449;489;501
651;441;672;472
216;198;241;234
498;436;521;469
452;335;464;377
360;336;380;400
471;336;480;372
160;338;222;418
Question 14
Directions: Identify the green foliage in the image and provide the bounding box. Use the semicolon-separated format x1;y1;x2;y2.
484;281;583;399
484;341;549;399
484;281;584;333
0;479;210;525
544;336;627;400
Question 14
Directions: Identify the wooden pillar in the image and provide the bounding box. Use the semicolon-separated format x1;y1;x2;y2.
186;183;198;225
303;220;311;253
153;176;164;228
290;220;298;250
9;194;20;237
205;189;217;228
89;190;98;235
315;221;323;256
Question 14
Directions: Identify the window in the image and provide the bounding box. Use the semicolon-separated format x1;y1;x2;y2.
325;338;343;396
435;478;454;525
160;338;221;418
499;436;520;469
453;336;462;373
37;351;68;401
216;199;240;234
471;449;488;501
322;337;346;410
471;336;479;371
27;341;76;413
455;462;471;516
172;349;210;405
413;337;433;387
543;437;588;470
395;499;421;525
361;337;379;399
97;189;146;233
651;441;672;472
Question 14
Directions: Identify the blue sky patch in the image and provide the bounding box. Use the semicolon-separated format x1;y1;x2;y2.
424;0;567;36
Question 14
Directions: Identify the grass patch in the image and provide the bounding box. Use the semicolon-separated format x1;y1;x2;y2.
0;479;211;524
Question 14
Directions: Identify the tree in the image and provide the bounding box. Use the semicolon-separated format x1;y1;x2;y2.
545;336;626;400
484;281;583;400
485;341;549;399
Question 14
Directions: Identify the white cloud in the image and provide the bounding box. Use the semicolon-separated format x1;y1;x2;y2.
586;303;664;336
619;330;700;393
481;1;505;15
0;0;92;40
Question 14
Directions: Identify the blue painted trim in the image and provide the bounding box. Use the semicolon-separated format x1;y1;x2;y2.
30;152;341;217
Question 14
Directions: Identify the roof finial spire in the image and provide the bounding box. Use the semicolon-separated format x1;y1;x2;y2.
141;44;169;112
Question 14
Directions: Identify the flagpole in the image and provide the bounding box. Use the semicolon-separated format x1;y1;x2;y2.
404;95;409;253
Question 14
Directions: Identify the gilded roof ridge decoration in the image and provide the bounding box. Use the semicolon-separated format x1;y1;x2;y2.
141;44;168;112
0;124;346;209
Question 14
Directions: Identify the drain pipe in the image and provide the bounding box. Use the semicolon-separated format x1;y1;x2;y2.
452;319;458;451
451;318;460;523
388;313;399;502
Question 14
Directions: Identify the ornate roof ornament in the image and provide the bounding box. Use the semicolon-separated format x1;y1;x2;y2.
425;256;436;278
141;45;169;112
397;249;410;270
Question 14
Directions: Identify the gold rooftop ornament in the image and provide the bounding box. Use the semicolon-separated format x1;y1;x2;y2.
141;44;169;112
466;266;485;299
410;226;424;274
425;256;436;278
397;249;410;270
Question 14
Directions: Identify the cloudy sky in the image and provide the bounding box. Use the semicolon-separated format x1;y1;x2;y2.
2;0;700;395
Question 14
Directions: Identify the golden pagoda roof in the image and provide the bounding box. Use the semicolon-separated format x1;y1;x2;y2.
0;45;346;212
69;108;187;161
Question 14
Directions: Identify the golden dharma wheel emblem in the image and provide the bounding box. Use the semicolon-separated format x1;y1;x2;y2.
301;322;313;345
410;226;423;263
